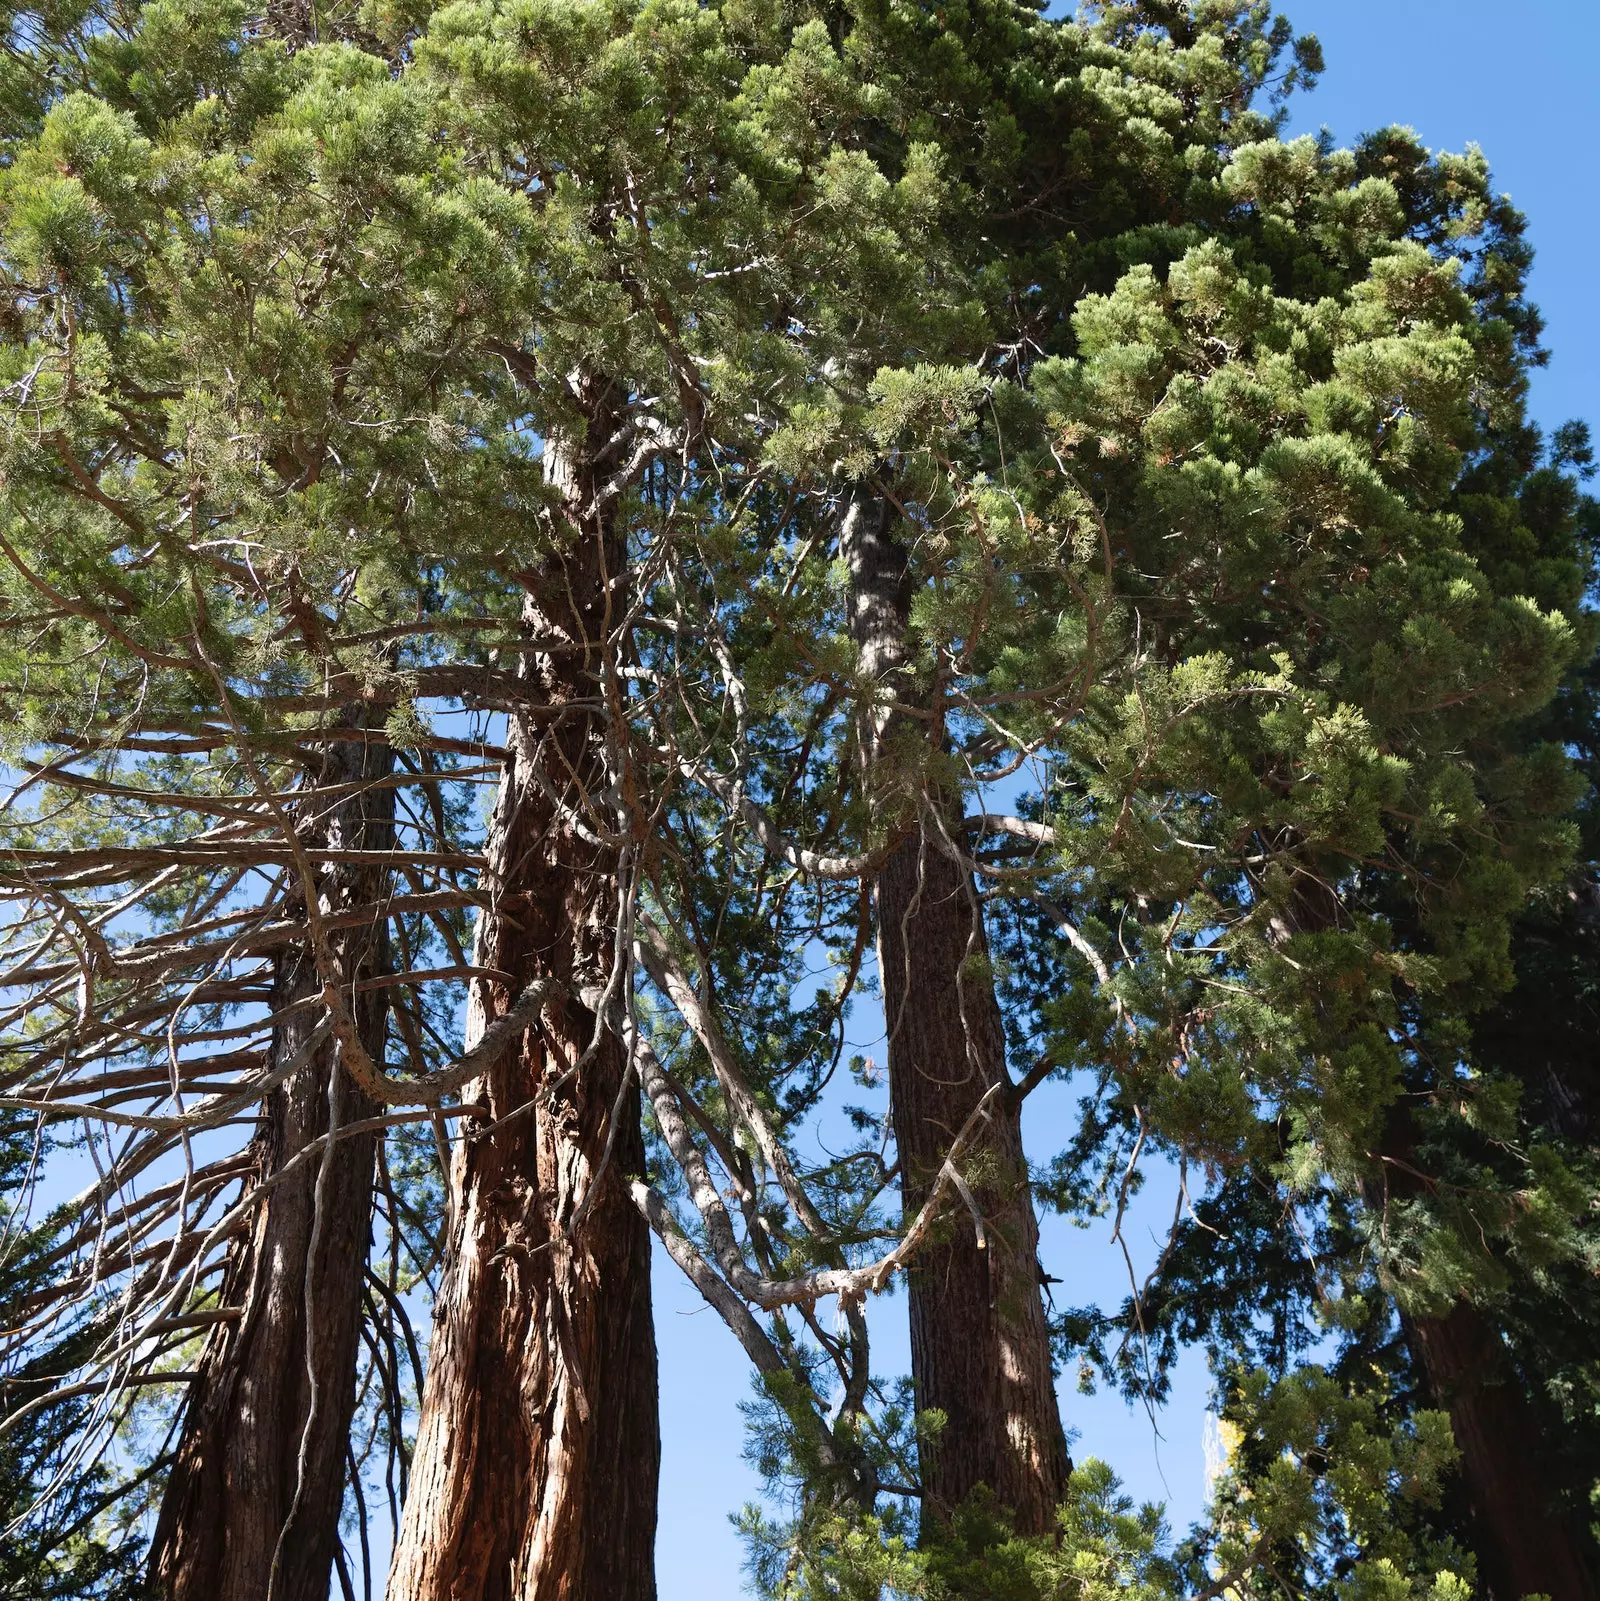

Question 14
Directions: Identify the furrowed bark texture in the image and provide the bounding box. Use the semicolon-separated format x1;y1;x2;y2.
387;433;659;1601
844;493;1070;1534
149;730;394;1601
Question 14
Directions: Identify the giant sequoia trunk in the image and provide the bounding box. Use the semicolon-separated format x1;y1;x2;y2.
387;424;659;1601
844;494;1070;1534
150;730;394;1601
1403;1300;1593;1601
1288;847;1600;1601
1415;874;1600;1601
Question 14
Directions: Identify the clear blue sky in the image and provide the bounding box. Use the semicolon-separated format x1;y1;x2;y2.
654;6;1599;1597
1283;0;1598;444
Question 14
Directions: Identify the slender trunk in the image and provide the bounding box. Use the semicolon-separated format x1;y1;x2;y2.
1403;1300;1594;1601
388;427;659;1601
150;730;394;1601
844;493;1070;1534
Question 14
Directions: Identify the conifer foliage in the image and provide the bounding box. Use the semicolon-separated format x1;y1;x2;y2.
0;2;1593;1599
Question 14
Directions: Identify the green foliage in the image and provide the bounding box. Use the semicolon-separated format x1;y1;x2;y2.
741;1461;1178;1601
1184;1366;1471;1601
0;0;1593;1593
743;1379;1475;1601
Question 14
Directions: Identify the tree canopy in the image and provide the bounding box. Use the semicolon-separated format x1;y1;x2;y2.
0;2;1594;1599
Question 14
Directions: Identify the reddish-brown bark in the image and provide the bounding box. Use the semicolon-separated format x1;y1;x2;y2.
386;440;658;1601
875;831;1073;1533
845;492;1070;1534
1407;1299;1594;1601
149;734;393;1601
1369;1074;1596;1601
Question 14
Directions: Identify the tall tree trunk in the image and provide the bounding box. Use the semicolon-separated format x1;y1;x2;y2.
388;424;659;1601
1285;846;1600;1601
1403;1300;1594;1601
844;493;1070;1535
1436;867;1600;1600
150;729;394;1601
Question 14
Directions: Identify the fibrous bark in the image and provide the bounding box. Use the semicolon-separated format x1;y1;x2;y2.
1358;997;1597;1601
387;422;659;1601
149;729;394;1601
843;492;1071;1534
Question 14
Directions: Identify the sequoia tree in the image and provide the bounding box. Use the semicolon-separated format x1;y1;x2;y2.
716;30;1591;1598
982;108;1600;1601
148;722;395;1601
0;24;566;1594
0;5;1595;1601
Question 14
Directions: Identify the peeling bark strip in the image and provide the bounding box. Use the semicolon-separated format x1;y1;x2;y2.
388;425;659;1601
843;493;1070;1534
150;731;394;1601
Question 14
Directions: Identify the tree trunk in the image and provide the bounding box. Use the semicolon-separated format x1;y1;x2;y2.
387;430;659;1601
844;493;1071;1535
1279;861;1598;1601
150;730;394;1601
1367;1096;1596;1601
1439;870;1600;1599
1471;870;1600;1596
1407;1299;1594;1601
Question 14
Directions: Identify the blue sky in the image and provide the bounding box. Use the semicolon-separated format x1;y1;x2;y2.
4;8;1587;1596
654;6;1600;1597
1284;0;1598;445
